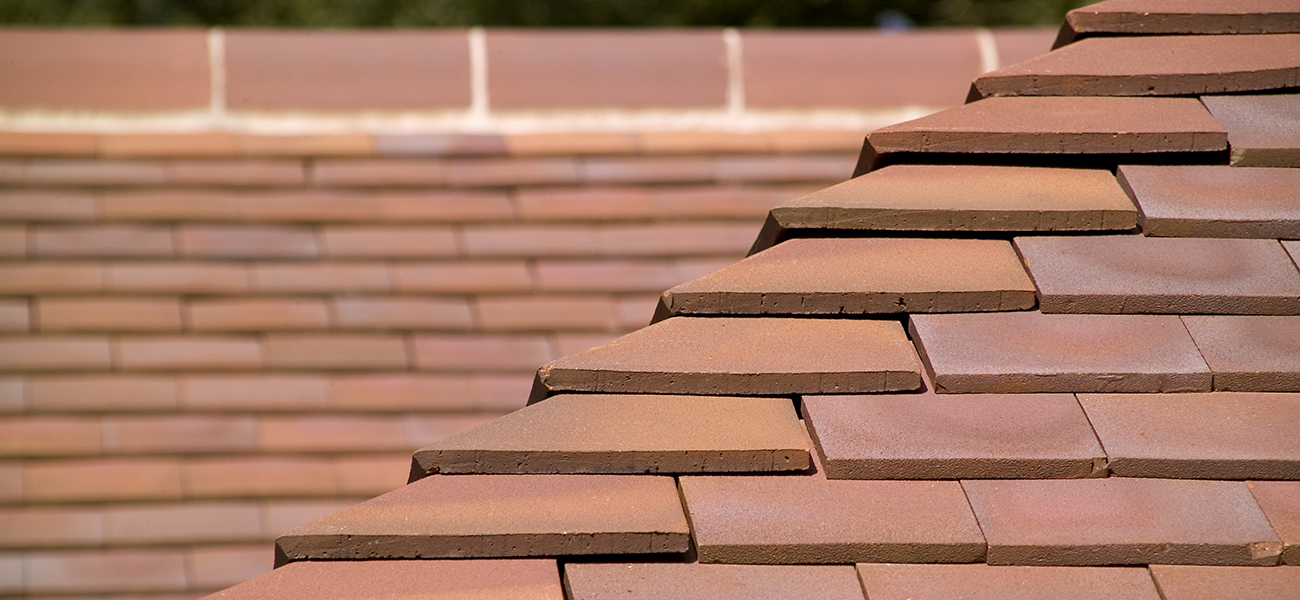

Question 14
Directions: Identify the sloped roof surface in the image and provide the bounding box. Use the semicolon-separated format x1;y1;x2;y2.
215;1;1300;598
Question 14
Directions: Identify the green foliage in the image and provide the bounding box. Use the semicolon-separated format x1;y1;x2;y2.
0;0;1090;27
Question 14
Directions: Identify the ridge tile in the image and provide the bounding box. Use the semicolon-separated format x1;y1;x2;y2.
565;563;866;600
1119;165;1300;238
909;312;1211;393
678;476;985;564
1201;94;1300;167
856;563;1162;600
804;393;1106;480
662;238;1034;316
275;474;690;561
1247;481;1300;565
1014;235;1300;314
205;559;563;600
975;35;1300;98
1060;0;1300;44
411;394;810;477
534;317;922;400
962;478;1283;566
1078;392;1300;479
1149;565;1300;600
1181;316;1300;391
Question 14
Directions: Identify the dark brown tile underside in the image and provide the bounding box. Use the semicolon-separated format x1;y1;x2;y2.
205;559;563;600
1247;481;1300;565
1181;316;1300;391
909;312;1211;394
411;394;809;476
1064;0;1300;38
1120;165;1300;238
804;393;1106;479
856;563;1162;600
1078;393;1300;479
1201;94;1300;168
963;478;1283;566
1014;235;1300;314
275;474;690;560
679;476;985;564
1149;565;1300;600
565;563;866;600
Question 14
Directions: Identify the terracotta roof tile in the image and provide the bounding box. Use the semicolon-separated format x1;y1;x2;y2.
1078;393;1300;479
207;559;563;600
565;562;865;600
856;563;1162;600
909;312;1211;393
1015;235;1300;314
536;317;922;399
804;392;1105;479
1148;565;1300;600
962;478;1283;566
1180;316;1300;391
1201;94;1300;167
1246;481;1300;565
661;238;1035;316
275;474;690;561
1059;0;1300;47
1119;165;1300;238
679;477;985;564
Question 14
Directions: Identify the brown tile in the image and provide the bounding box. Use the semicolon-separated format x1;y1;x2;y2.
1247;481;1300;565
186;456;338;498
0;463;20;503
506;132;640;156
28;375;179;412
240;190;378;220
1201;94;1300;167
395;261;533;293
0;263;105;294
680;476;984;563
166;159;306;186
805;392;1104;480
857;563;1161;600
37;297;183;332
26;458;184;502
225;31;470;110
262;334;408;369
413;334;555;371
993;28;1057;67
595;223;760;257
1064;0;1300;40
976;35;1300;98
186;544;269;590
444;157;580;187
773;166;1137;236
319;225;457;258
0;416;102;456
0;337;112;371
460;224;598;257
238;133;374;157
0;190;98;221
24;159;168;185
257;415;410;453
250;263;391;293
1149;565;1300;600
182;374;330;411
414;394;808;476
311;159;448;186
0;132;97;156
0;30;208;110
24;548;187;594
579;156;716;184
117;336;262;371
33;224;174;258
487;31;725;109
1181;316;1300;391
178;225;319;259
106;415;257;454
276;474;689;560
0;225;24;258
376;190;515;221
187;298;331;332
108;262;250;294
766;129;867;153
744;30;979;108
515;185;774;221
100;189;242;221
715;155;853;183
374;133;508;157
962;478;1282;566
105;502;261;544
99;133;238;158
909;312;1210;393
1017;235;1300;314
1080;393;1300;479
539;316;921;397
332;297;473;330
476;296;621;332
0;378;21;412
0;299;29;332
566;563;864;600
536;260;680;293
207;559;562;600
1120;165;1300;238
665;238;1035;316
0;506;105;547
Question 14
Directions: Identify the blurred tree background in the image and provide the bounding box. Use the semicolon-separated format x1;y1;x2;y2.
0;0;1088;27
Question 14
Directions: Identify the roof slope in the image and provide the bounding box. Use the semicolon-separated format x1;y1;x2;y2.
213;1;1300;598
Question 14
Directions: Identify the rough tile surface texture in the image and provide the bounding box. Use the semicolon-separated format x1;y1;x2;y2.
1201;94;1300;167
1181;316;1300;391
1149;565;1300;600
856;563;1163;600
1119;165;1300;238
1062;0;1300;38
206;559;563;600
564;563;866;600
1247;481;1300;565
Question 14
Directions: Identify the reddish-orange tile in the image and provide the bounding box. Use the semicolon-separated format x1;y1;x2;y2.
0;263;105;294
460;224;598;257
373;134;508;157
206;559;562;600
1201;94;1300;168
329;374;480;411
1181;316;1300;391
99;133;238;158
37;297;182;332
0;337;112;371
237;134;374;157
100;189;242;221
186;544;269;590
476;296;621;332
1149;565;1300;600
0;416;102;457
857;563;1160;600
0;299;29;333
0;506;105;547
262;334;409;370
178;225;319;259
0;132;96;156
444;157;579;187
240;190;378;221
1121;165;1300;238
116;336;262;371
23;159;168;186
333;454;413;496
107;262;250;294
413;334;554;371
1063;0;1300;39
165;159;305;186
715;154;853;183
26;458;184;502
578;156;716;184
106;415;257;454
24;548;187;594
319;225;457;258
505;132;639;156
27;375;179;412
375;190;515;222
187;298;330;332
257;416;409;453
394;261;533;293
311;159;448;186
33;224;174;258
185;456;337;498
567;563;863;600
332;297;472;330
104;502;261;544
0;190;98;221
182;374;330;411
0;225;24;258
250;263;391;293
1247;481;1300;565
536;260;680;293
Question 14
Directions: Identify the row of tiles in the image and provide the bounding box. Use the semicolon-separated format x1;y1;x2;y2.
1;544;267;596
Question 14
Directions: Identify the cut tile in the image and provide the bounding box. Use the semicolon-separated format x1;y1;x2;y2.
565;563;865;600
909;312;1210;393
963;478;1282;566
1015;235;1300;314
1080;393;1300;479
771;165;1137;238
678;476;985;564
206;559;562;600
804;393;1105;479
1201;94;1300;167
412;394;809;477
1247;481;1300;565
1181;316;1300;391
856;563;1161;600
1120;165;1300;238
536;317;922;399
276;474;689;560
1061;0;1300;44
662;238;1035;316
975;35;1300;98
1149;565;1300;600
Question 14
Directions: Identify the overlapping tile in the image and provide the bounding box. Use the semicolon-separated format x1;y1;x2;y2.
1247;481;1300;565
275;474;690;561
1181;316;1300;391
678;476;985;564
1079;393;1300;479
660;238;1034;317
804;392;1105;479
410;394;809;477
534;317;922;400
1119;165;1300;238
1149;565;1300;600
963;478;1282;566
857;97;1226;173
1015;235;1300;314
565;563;865;600
1201;94;1300;167
909;312;1210;393
206;559;563;600
856;563;1161;600
1059;0;1300;43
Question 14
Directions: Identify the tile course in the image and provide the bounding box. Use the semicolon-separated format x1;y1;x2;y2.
1246;481;1300;565
1181;316;1300;391
856;563;1163;600
1119;165;1300;238
565;563;866;600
